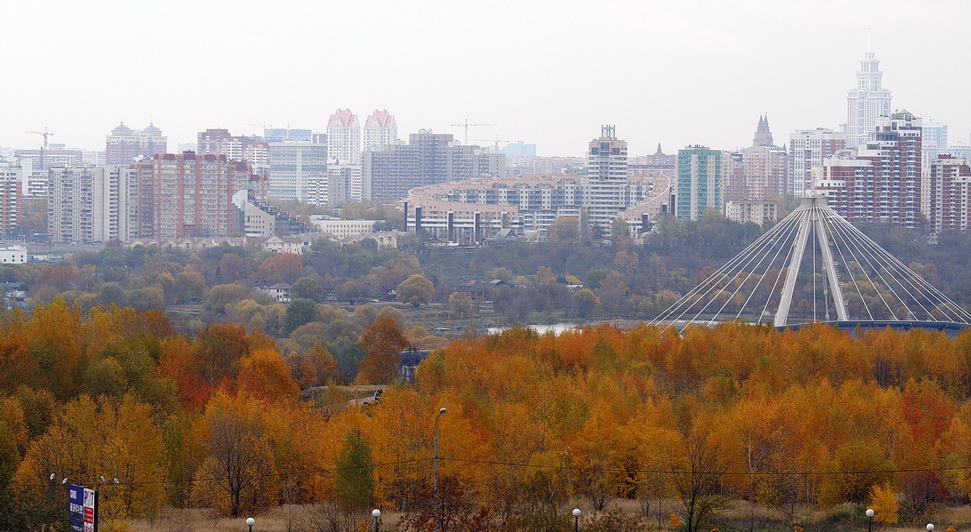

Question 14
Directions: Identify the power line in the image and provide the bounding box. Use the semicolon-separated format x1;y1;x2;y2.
14;455;971;490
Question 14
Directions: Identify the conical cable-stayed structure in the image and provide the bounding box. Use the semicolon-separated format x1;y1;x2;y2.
652;196;971;330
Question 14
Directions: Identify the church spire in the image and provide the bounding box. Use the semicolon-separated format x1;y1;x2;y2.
753;114;773;147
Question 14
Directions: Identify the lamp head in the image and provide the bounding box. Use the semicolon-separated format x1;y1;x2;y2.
866;508;874;518
439;407;447;414
572;508;581;517
246;518;255;526
372;509;381;518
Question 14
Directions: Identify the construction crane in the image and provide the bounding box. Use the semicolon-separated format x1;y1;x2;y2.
473;136;509;153
451;119;490;145
25;127;54;149
243;122;274;137
25;127;54;170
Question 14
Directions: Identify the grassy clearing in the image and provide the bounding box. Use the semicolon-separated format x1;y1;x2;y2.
125;500;971;531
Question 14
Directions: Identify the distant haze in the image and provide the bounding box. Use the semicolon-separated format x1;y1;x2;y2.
2;0;969;156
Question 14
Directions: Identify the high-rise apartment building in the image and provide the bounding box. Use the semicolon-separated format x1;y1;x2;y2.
135;153;259;239
48;166;93;244
818;110;922;228
845;46;892;148
106;122;167;165
363;130;505;201
92;165;139;243
925;154;971;235
48;165;139;243
789;129;846;197
677;146;726;220
327;109;361;165
921;119;948;173
198;128;270;177
363;110;398;152
267;142;329;201
582;125;629;229
0;163;21;235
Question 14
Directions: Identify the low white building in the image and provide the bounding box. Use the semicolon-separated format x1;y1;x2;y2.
257;282;291;303
309;218;377;238
0;245;27;264
726;200;777;226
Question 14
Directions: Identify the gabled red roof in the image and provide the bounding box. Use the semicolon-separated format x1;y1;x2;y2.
365;109;395;128
328;108;358;128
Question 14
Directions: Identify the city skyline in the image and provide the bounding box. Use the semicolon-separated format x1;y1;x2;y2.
2;1;970;157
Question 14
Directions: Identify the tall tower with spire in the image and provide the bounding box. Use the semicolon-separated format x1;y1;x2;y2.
753;115;773;147
845;37;892;148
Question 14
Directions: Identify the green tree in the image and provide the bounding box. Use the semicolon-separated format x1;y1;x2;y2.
290;277;323;302
339;280;368;305
396;274;434;307
610;217;630;245
284;298;317;335
448;292;473;318
572;288;600;318
334;430;375;512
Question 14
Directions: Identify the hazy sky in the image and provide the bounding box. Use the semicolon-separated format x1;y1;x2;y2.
2;0;969;157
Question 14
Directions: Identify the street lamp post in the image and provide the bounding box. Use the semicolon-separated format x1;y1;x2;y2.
434;407;447;532
572;508;581;532
246;517;255;532
865;508;874;532
372;509;381;532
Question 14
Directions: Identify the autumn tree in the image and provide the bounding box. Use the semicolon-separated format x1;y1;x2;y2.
205;283;250;313
397;274;434;307
192;392;277;517
257;253;304;284
673;428;728;532
869;482;899;525
356;316;409;384
819;439;894;506
15;395;165;521
547;216;580;244
237;348;300;404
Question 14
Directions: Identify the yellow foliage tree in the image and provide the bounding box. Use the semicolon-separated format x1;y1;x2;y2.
868;482;900;525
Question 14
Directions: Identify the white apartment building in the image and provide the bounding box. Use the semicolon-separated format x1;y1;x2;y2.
582;125;629;229
726;200;777;226
327;109;361;166
48;165;138;244
789;129;846;197
363;110;398;152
